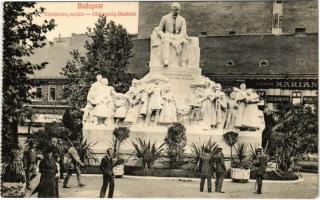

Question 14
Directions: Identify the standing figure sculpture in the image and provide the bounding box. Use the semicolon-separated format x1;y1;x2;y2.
92;78;115;126
124;79;142;125
157;2;189;67
159;86;177;124
224;92;239;131
83;75;103;124
199;80;215;129
212;83;227;129
147;80;163;126
234;83;248;129
243;89;261;130
113;93;129;126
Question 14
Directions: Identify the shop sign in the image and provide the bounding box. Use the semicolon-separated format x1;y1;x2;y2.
246;79;318;90
266;95;291;103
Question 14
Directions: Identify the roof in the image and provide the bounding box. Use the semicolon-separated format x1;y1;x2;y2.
128;33;318;77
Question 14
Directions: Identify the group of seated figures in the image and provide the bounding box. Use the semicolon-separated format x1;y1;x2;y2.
82;75;262;131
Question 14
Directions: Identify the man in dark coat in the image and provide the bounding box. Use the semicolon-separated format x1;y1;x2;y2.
198;146;214;193
100;148;118;198
253;147;267;194
214;147;226;193
23;140;37;190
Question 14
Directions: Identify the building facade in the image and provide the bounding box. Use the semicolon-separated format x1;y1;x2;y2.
21;0;318;135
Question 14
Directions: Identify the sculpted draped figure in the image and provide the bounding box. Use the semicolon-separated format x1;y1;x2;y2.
92;78;115;126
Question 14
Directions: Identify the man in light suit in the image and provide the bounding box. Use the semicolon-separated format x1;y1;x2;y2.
158;2;190;67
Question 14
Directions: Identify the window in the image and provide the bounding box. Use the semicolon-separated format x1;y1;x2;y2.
35;87;42;100
48;86;56;101
259;60;269;67
273;14;279;28
200;31;207;36
279;16;283;28
292;92;302;104
226;60;235;67
303;96;317;104
229;31;236;35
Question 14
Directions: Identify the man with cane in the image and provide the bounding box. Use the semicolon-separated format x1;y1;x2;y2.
253;147;267;194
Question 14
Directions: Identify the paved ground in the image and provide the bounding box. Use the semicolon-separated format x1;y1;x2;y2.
26;173;318;198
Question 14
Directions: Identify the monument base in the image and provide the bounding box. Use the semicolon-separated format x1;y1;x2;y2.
83;124;262;158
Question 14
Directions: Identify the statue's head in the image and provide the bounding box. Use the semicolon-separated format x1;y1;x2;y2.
240;83;246;90
96;74;102;81
101;78;108;85
171;2;181;16
215;83;222;91
230;92;236;99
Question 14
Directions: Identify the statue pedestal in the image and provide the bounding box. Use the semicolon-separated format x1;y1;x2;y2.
147;66;202;102
83;124;262;162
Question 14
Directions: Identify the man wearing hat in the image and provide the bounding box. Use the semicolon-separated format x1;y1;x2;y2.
63;141;85;188
158;2;190;67
99;148;118;198
198;146;214;193
214;147;226;193
253;147;267;194
23;140;37;190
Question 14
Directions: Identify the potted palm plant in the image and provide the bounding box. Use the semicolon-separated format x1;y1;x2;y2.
231;143;252;182
112;127;130;177
132;137;165;175
1;146;26;197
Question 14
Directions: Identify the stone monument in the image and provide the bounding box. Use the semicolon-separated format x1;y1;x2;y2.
83;2;264;159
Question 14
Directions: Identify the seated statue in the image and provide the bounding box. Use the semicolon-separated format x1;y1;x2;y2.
150;2;200;68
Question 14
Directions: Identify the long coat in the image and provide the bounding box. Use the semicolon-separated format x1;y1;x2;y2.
254;154;267;175
214;152;226;173
100;155;114;176
32;157;58;197
199;154;214;176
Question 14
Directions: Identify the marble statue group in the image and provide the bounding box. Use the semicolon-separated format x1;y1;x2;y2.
82;74;262;131
82;2;263;132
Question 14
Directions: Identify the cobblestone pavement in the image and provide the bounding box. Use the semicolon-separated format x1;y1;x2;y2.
26;173;318;198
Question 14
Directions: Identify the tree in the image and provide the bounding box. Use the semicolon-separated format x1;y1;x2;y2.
61;16;135;112
271;104;318;171
223;131;239;165
2;2;55;157
164;123;187;168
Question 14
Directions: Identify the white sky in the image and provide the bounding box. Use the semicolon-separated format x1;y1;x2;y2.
34;2;139;41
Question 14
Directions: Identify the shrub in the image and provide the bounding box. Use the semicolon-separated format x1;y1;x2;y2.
165;123;187;169
132;138;165;174
223;131;239;164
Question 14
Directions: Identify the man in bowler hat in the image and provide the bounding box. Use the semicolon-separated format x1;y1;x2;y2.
100;148;118;198
253;147;267;194
214;147;226;193
198;146;214;193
